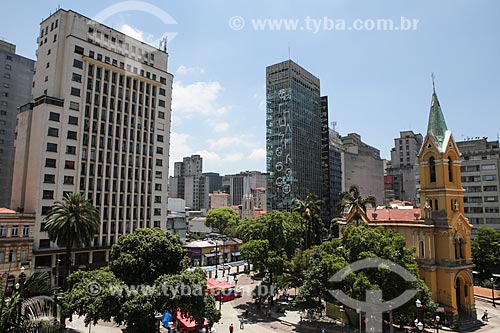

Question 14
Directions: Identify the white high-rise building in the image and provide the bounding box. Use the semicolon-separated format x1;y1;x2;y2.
10;9;173;280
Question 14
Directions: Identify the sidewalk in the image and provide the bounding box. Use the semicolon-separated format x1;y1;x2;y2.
474;286;500;300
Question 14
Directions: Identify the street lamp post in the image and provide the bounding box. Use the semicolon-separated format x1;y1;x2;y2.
415;299;423;325
417;321;424;332
491;277;496;307
356;309;361;333
435;315;440;333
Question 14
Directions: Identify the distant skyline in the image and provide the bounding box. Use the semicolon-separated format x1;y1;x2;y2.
1;0;499;175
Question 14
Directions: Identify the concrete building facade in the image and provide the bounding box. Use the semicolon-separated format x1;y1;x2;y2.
0;41;34;208
457;138;500;233
10;9;173;282
169;155;203;210
385;131;423;203
342;133;384;205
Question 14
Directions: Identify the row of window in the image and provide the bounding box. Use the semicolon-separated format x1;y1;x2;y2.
0;225;30;237
49;112;78;125
0;249;30;264
464;185;498;192
461;164;497;172
463;196;499;203
462;175;497;182
45;158;75;169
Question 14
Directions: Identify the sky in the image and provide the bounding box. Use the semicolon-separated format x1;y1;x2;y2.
1;0;499;176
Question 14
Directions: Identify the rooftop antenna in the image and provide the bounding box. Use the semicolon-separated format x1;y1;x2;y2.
159;36;167;52
331;121;337;131
288;43;291;60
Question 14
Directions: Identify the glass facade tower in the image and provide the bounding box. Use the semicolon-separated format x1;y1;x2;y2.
266;60;323;211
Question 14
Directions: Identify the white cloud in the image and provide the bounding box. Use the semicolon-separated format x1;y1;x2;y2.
172;81;224;115
223;152;244;163
213;122;230;132
169;132;192;171
119;24;153;43
249;148;266;161
207;135;256;149
176;65;206;75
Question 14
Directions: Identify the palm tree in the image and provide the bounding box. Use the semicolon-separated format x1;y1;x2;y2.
44;193;99;290
337;185;377;226
0;272;57;332
293;193;323;249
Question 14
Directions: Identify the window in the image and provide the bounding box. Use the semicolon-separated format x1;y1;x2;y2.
154;208;161;216
46;143;58;152
22;225;29;237
158;111;165;119
74;45;84;55
156;159;163;166
20;249;28;263
11;226;18;237
157;135;164;142
484;185;498;192
45;158;56;168
483;175;497;181
484;196;498;202
39;239;50;249
43;174;55;183
46;62;50;68
66;145;76;155
464;197;482;204
41;206;51;216
5;64;11;70
69;101;80;110
72;73;82;82
42;190;54;199
429;157;436;183
0;225;6;237
68;116;79;125
73;59;83;69
67;131;78;140
53;34;57;42
154;196;162;203
160;76;166;84
70;87;81;97
158;99;166;107
47;127;59;137
9;250;16;262
65;160;75;170
4;73;10;79
448;156;453;182
156;147;163;154
63;176;74;185
159;88;166;96
482;164;496;171
155;183;162;191
49;112;60;121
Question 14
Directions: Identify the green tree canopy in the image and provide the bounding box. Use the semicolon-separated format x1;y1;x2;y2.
472;226;500;278
0;272;56;332
204;207;240;235
64;229;219;332
337;185;377;225
44;192;100;289
294;224;434;323
110;228;186;285
293;193;325;248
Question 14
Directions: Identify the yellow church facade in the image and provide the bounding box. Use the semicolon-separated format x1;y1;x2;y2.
344;86;476;318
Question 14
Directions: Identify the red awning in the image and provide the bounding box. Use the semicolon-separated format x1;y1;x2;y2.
176;311;208;330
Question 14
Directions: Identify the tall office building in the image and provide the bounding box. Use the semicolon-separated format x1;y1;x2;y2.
0;41;34;208
329;126;344;213
266;60;323;211
385;131;423;203
224;171;267;206
457;138;500;232
169;155;203;210
10;9;173;279
342;133;384;205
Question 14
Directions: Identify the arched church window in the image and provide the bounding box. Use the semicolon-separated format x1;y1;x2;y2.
429;157;436;183
448;156;453;182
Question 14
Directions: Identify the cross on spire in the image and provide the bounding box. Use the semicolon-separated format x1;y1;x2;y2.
431;72;436;91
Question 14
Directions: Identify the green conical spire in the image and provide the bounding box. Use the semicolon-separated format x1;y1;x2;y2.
427;85;448;149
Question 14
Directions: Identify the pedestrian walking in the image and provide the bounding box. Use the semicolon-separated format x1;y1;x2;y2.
482;309;488;322
229;323;234;333
239;318;244;329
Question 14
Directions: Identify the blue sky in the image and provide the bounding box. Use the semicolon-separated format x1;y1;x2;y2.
2;0;499;176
